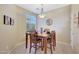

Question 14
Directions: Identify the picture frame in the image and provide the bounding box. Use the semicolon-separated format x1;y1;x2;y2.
4;15;14;25
10;18;14;25
4;15;10;25
46;18;53;26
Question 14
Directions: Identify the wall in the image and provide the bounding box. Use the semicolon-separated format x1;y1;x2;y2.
0;4;35;53
71;5;79;53
37;5;72;53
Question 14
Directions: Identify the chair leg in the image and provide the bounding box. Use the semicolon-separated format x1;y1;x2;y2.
53;46;55;51
29;43;32;53
35;43;37;54
41;40;44;51
50;44;53;54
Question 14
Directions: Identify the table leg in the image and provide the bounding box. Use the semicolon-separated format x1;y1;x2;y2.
26;37;28;48
44;37;47;54
26;34;28;48
41;38;43;51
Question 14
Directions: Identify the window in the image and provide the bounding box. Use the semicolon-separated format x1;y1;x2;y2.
26;15;36;32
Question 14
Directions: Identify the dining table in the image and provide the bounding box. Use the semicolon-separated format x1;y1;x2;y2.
37;33;48;53
26;32;49;54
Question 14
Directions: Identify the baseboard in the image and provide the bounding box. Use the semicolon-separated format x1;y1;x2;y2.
9;41;25;53
0;51;11;54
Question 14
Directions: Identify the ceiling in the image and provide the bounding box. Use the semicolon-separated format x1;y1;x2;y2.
17;4;69;14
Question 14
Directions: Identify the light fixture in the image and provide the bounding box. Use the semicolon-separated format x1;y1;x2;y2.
38;4;45;19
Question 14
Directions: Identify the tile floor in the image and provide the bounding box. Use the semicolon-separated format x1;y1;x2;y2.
11;40;73;54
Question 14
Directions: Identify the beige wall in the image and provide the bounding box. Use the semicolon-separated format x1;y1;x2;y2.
0;4;35;53
36;5;72;53
37;5;71;44
71;5;79;53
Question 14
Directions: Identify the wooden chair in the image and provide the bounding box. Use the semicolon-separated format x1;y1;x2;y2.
47;31;56;54
29;32;42;54
52;31;56;51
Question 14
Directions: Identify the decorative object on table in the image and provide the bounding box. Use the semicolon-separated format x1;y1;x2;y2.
40;27;43;34
46;18;53;26
44;28;50;34
3;15;14;25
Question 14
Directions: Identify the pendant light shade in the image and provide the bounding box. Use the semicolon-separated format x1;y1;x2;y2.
38;14;45;18
38;4;45;19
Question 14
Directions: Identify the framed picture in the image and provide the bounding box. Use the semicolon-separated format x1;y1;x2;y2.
46;18;53;26
4;15;10;25
10;18;14;25
4;15;14;25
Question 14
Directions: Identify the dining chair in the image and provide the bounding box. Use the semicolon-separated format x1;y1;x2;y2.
47;31;56;54
29;32;42;54
51;31;56;51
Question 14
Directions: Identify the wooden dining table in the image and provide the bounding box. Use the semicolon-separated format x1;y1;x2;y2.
26;32;49;54
37;33;48;54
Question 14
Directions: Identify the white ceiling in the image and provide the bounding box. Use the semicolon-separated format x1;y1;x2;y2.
17;4;69;14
